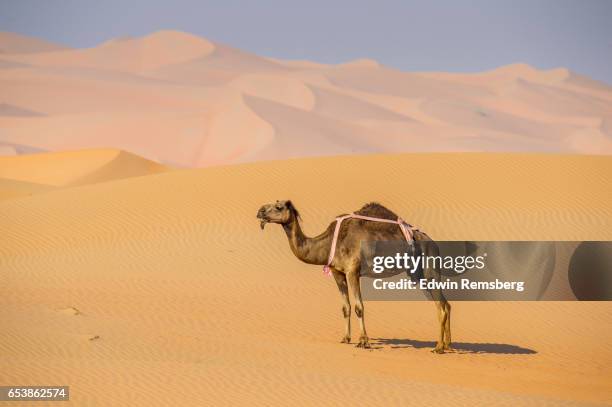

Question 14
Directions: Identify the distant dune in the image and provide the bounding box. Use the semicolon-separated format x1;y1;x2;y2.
1;152;611;405
0;31;610;166
0;31;69;54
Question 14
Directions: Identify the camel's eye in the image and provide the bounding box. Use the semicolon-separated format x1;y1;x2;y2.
275;205;283;211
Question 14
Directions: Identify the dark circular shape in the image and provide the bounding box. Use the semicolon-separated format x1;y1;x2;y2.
568;242;612;300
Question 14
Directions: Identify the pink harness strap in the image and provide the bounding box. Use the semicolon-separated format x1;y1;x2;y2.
322;213;418;276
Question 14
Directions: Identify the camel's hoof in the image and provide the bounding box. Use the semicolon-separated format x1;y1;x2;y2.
355;337;371;349
431;347;445;354
443;344;454;352
340;336;351;344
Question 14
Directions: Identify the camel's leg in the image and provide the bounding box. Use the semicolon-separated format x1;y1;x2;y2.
432;299;448;353
331;269;351;343
347;270;370;348
421;241;449;354
422;240;451;354
423;275;448;353
443;302;452;350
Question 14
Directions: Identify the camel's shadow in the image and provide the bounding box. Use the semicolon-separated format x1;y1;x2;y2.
372;338;536;354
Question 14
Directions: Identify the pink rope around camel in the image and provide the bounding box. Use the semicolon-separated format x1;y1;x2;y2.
323;214;417;276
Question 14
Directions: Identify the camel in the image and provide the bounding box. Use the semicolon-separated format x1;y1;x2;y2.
257;200;452;352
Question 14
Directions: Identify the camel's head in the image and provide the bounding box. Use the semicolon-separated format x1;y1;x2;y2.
257;200;300;230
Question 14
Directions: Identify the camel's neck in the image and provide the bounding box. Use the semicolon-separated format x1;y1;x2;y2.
282;215;332;266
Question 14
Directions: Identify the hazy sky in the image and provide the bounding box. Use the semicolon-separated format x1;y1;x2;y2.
1;0;611;83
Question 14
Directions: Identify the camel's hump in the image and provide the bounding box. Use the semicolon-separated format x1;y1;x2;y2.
353;202;399;220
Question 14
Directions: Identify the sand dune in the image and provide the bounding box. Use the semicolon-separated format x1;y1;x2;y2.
2;30;215;73
0;103;45;117
0;32;69;54
0;177;53;200
1;152;611;405
1;31;611;166
0;149;169;198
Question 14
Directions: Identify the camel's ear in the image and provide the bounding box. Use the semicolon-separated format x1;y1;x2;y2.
285;200;301;221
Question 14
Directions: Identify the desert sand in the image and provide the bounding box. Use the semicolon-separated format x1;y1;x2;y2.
1;31;612;167
1;152;611;405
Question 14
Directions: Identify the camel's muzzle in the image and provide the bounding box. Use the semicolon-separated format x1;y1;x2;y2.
257;207;268;230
